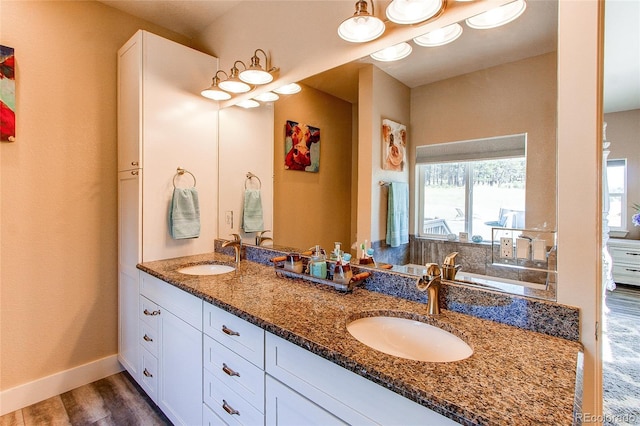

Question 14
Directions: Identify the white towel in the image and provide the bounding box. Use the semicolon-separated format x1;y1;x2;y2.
386;182;409;247
242;189;264;233
169;187;200;239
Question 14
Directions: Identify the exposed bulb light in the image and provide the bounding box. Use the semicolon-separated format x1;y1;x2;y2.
386;0;443;25
200;70;232;101
253;91;280;102
465;0;527;30
236;99;260;108
239;49;274;85
338;0;385;43
273;83;301;95
370;42;412;62
219;61;252;93
413;23;463;47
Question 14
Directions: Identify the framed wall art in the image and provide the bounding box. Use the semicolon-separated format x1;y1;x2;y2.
284;120;320;172
1;45;15;142
382;118;406;171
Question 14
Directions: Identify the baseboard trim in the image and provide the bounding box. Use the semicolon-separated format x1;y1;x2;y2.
0;354;124;416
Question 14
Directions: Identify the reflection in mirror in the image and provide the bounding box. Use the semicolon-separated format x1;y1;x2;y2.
223;0;559;300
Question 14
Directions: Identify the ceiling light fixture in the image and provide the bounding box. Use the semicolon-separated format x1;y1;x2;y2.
370;42;413;62
200;70;232;101
239;49;275;85
219;61;252;93
253;91;280;102
236;99;260;109
338;0;385;43
273;83;301;95
413;23;463;47
386;0;444;25
465;0;527;30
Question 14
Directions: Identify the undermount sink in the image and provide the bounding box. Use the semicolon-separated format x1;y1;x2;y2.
347;316;473;362
176;264;235;276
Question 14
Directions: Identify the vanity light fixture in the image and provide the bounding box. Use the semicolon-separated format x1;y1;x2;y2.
200;70;232;101
253;91;280;102
370;42;413;62
413;23;463;47
239;49;275;85
465;0;527;30
236;99;260;109
338;0;385;43
273;83;301;95
219;61;252;93
386;0;444;25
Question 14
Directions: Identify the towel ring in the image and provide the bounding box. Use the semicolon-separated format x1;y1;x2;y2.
245;172;262;189
173;167;196;188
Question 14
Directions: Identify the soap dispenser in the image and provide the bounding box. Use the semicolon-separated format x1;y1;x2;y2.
333;253;353;285
308;245;327;279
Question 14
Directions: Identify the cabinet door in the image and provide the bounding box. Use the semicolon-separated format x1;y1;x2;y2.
158;308;203;426
266;376;347;426
117;170;142;378
117;33;142;171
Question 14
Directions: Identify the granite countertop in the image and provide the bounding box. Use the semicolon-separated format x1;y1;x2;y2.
138;252;583;426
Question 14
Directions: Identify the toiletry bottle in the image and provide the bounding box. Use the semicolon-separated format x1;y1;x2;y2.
333;253;352;284
309;245;327;279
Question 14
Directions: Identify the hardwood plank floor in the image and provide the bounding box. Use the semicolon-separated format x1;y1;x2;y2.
0;372;171;426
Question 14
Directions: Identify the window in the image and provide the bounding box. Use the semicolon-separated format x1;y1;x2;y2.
417;134;527;241
606;159;627;230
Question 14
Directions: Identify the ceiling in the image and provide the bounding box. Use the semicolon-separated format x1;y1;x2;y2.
98;0;639;113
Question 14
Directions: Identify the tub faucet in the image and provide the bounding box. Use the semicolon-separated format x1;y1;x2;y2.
222;234;242;267
255;230;272;246
416;263;442;316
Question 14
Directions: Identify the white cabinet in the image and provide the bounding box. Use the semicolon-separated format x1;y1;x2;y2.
608;238;640;286
117;29;217;383
139;272;203;426
203;302;266;425
265;333;458;426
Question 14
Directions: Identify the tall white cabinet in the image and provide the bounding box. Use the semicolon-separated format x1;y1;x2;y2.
117;29;218;399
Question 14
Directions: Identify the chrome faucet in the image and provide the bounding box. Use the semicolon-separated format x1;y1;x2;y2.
416;263;442;316
222;234;242;267
255;230;272;246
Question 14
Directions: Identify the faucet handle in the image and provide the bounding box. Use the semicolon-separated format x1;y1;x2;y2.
425;263;441;279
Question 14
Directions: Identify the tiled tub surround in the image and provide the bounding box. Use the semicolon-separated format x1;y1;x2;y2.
232;243;579;341
138;251;583;425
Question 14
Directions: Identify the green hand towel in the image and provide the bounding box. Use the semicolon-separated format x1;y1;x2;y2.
386;182;409;248
169;187;200;239
242;189;264;233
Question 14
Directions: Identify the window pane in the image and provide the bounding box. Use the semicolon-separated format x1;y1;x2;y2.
471;158;526;241
608;194;622;228
422;163;465;235
607;164;625;194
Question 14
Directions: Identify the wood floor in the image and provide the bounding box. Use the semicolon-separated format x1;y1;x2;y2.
0;372;171;426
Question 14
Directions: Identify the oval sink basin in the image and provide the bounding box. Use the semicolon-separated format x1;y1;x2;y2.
177;264;235;276
347;316;473;362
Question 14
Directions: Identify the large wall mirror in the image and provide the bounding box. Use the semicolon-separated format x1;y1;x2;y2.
219;0;559;300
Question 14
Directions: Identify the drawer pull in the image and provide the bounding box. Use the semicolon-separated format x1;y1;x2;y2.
144;309;161;316
222;400;239;416
222;325;240;336
625;268;640;273
143;368;153;378
143;334;153;342
131;161;139;166
222;363;240;377
131;170;139;176
625;252;640;256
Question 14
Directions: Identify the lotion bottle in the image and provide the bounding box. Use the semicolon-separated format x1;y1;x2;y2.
309;245;327;279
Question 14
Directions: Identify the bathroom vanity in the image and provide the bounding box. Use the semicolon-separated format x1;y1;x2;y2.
131;249;583;426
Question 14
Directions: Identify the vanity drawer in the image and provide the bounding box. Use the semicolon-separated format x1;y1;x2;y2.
139;321;159;357
204;369;264;426
612;264;640;286
204;335;265;411
609;246;640;265
203;303;264;368
139;296;161;328
140;348;158;401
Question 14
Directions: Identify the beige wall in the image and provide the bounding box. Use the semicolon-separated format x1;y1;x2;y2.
0;0;189;391
410;52;557;231
274;84;353;251
605;109;640;240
